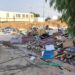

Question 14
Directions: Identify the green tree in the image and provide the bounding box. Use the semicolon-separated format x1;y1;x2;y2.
45;17;51;21
46;0;75;37
30;12;40;17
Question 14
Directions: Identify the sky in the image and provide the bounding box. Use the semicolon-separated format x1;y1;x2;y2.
0;0;61;18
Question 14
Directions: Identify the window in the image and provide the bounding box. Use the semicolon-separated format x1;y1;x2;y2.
26;14;28;18
16;14;21;18
22;14;25;18
31;15;34;18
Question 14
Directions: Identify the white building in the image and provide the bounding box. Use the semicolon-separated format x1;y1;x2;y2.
35;17;45;22
0;11;35;22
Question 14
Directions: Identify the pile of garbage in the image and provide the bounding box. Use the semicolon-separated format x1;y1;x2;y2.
1;26;75;65
20;26;75;65
0;26;75;75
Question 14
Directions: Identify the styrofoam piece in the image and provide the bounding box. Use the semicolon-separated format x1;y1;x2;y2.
45;44;55;51
30;56;36;61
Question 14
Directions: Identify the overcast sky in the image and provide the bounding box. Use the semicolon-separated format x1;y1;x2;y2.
0;0;61;18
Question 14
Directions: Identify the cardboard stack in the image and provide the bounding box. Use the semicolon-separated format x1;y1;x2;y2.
63;39;74;48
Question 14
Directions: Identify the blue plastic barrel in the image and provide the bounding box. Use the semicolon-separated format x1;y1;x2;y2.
42;50;54;59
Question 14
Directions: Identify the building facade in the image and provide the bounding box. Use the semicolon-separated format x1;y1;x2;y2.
0;11;35;22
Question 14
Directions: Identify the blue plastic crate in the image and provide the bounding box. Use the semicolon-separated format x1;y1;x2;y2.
70;47;75;52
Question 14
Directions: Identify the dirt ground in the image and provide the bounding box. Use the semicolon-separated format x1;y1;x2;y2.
0;44;75;75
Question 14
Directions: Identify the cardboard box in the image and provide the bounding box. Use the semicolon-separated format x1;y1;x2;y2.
63;39;74;48
38;29;46;35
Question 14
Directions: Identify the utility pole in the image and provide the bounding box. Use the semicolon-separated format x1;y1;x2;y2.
43;0;45;20
0;17;1;28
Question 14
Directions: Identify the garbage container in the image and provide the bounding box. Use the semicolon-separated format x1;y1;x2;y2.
43;50;54;59
42;44;55;59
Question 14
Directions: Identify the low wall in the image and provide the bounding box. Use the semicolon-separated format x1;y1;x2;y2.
0;21;67;30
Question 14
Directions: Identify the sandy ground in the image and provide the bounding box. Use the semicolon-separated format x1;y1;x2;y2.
0;44;75;75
